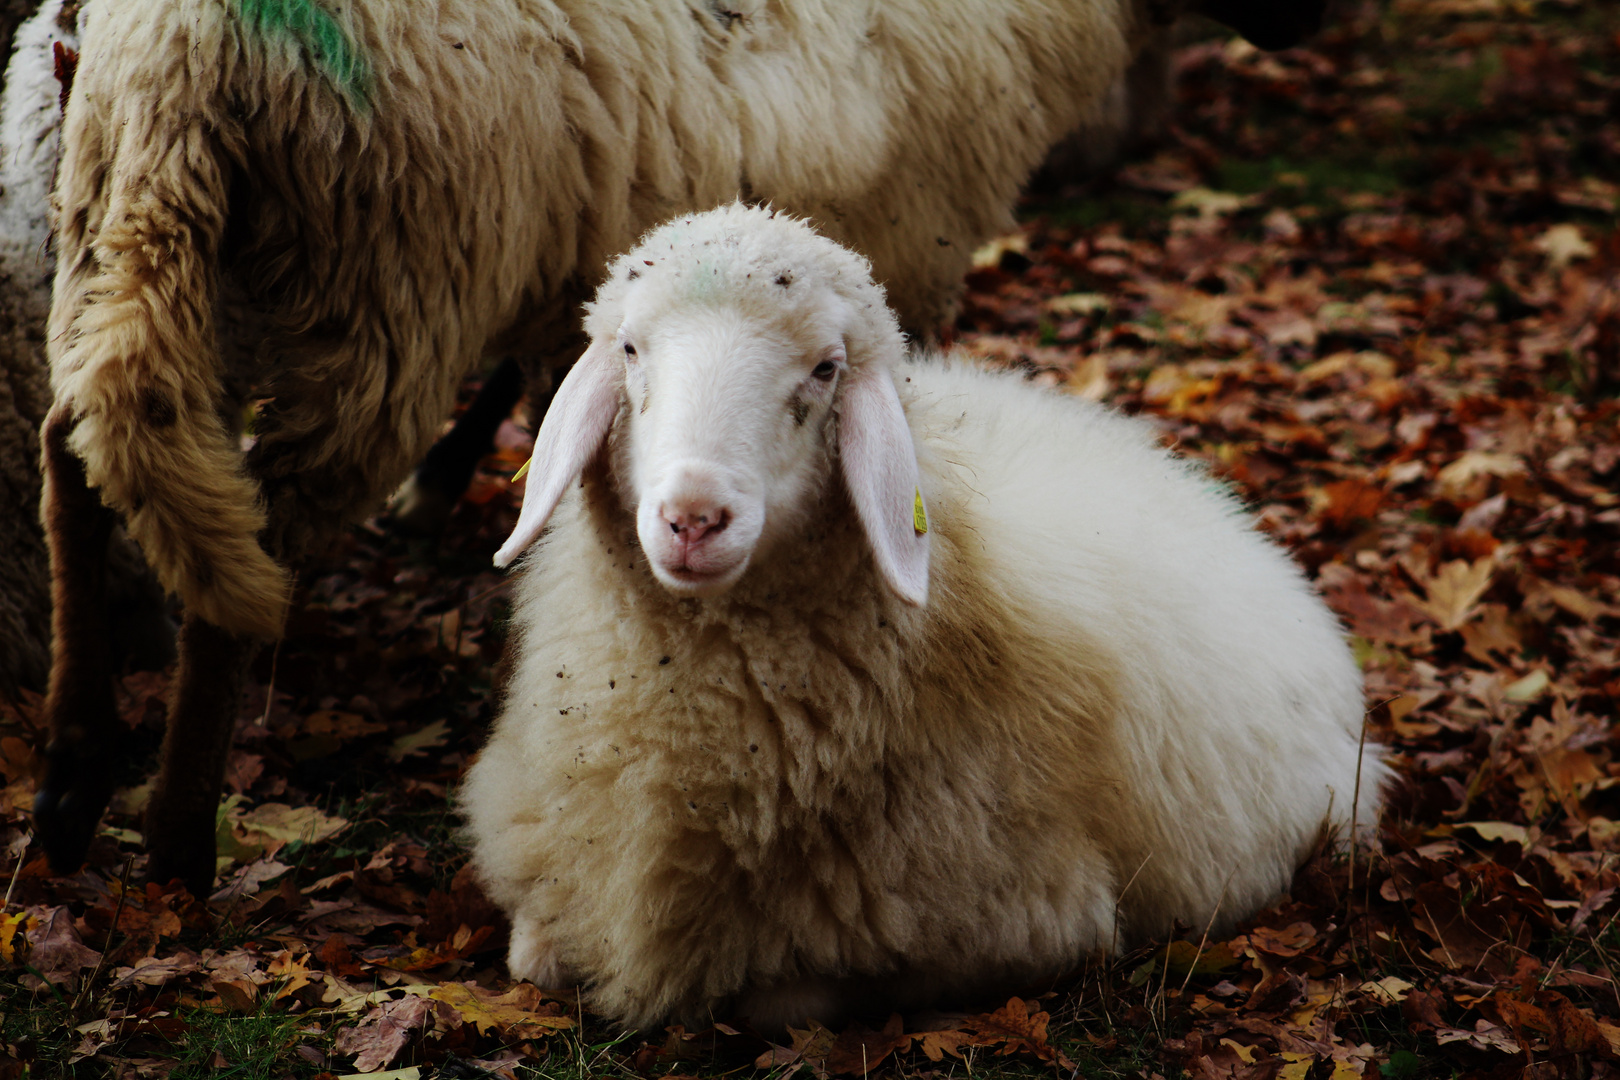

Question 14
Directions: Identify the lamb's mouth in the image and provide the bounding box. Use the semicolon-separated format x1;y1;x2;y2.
653;557;749;596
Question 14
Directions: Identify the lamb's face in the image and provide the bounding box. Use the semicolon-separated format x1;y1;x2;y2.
613;289;849;597
494;206;928;605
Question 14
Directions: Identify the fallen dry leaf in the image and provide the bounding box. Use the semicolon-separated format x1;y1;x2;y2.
427;981;574;1039
334;994;443;1073
1411;558;1496;632
1533;224;1595;269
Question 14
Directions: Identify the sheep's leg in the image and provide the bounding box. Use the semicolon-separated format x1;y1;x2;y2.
391;356;527;534
34;409;122;874
143;613;256;895
392;322;584;535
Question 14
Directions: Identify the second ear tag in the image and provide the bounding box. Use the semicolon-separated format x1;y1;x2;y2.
913;487;928;535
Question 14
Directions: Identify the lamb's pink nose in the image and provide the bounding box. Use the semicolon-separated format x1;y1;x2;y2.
661;501;731;546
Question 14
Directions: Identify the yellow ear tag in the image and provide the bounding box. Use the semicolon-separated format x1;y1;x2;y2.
512;457;532;482
912;487;928;535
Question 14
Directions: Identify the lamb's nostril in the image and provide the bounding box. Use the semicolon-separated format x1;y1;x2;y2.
661;502;730;544
660;501;732;544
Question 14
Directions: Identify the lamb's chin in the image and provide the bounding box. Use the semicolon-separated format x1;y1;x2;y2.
648;558;750;598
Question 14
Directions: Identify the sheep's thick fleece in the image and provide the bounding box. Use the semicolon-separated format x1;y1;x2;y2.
463;207;1388;1030
0;0;65;700
48;0;1144;637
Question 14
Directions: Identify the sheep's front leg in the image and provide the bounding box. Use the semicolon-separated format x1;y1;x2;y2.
392;325;582;535
34;409;122;874
391;356;527;534
143;613;257;895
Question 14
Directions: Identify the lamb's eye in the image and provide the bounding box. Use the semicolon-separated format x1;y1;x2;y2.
811;360;837;382
623;342;637;359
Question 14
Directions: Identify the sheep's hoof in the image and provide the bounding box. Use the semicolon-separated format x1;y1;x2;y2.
143;822;218;899
33;739;118;876
388;471;458;537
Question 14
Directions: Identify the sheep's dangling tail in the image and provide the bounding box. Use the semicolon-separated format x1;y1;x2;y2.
50;116;291;640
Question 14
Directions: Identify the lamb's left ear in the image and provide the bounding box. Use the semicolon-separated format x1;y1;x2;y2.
838;363;929;606
493;337;623;567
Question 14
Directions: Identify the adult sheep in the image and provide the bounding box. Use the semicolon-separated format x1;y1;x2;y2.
462;205;1387;1030
40;0;1325;892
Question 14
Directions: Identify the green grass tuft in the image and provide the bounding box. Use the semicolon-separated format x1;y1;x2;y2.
166;1006;323;1080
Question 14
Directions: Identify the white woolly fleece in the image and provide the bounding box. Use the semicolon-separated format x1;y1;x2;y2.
463;206;1389;1032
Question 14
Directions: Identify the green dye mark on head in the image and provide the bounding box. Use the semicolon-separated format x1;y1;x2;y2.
236;0;371;105
682;259;726;301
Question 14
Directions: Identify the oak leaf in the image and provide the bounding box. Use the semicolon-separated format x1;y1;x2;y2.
334;994;439;1073
109;949;204;990
388;721;450;762
267;948;314;998
823;1013;907;1076
236;803;349;848
1248;923;1317;958
427;981;574;1038
207;977;257;1014
1457;821;1533;846
1067;353;1110;401
1412;558;1495;631
1435;451;1523;501
767;1019;837;1079
1460;604;1522;664
1356;976;1414;1006
912;1029;974;1062
24;906;100;987
1533;223;1595;268
1542;993;1620;1059
959;997;1074;1068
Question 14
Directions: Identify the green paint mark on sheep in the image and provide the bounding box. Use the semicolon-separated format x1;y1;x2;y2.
236;0;371;105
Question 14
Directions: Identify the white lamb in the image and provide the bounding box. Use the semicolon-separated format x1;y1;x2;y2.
463;205;1388;1031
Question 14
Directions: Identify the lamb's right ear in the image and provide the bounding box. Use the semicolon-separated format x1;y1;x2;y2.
838;365;929;606
493;338;622;567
